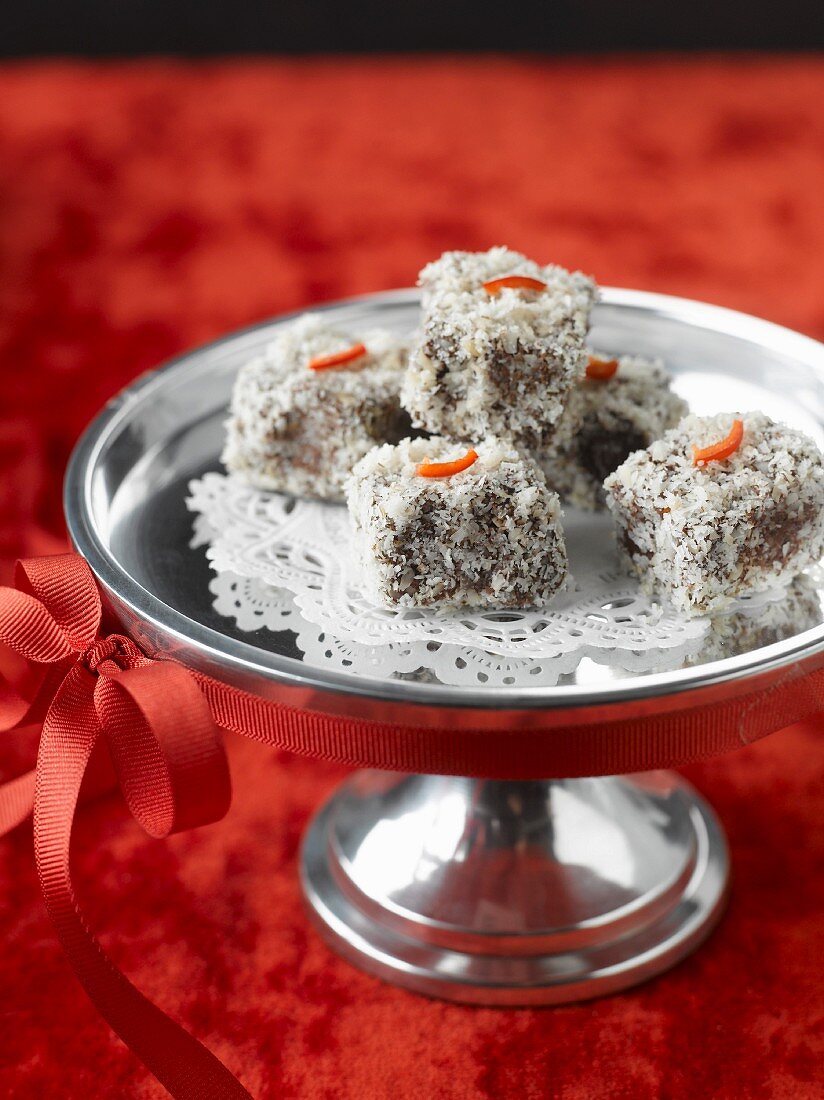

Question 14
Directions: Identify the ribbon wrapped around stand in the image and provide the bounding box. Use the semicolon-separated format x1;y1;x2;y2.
3;553;824;1098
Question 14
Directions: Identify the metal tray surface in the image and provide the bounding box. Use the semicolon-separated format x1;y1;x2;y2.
64;288;824;717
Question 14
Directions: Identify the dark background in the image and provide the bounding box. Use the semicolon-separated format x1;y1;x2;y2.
4;0;824;55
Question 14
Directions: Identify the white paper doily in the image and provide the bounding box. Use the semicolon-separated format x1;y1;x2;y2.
190;472;809;688
205;570;709;688
186;471;735;666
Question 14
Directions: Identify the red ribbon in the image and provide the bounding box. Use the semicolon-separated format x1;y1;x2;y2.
3;552;824;1097
1;555;248;1098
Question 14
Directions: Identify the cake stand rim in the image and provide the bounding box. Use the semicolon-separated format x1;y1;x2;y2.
63;285;824;721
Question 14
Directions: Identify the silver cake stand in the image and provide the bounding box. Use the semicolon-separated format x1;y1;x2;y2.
64;288;824;1005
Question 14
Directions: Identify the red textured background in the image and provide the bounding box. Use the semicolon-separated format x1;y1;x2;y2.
1;57;823;1098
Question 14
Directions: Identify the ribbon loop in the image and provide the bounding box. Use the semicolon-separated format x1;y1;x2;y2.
95;660;232;837
15;554;102;651
0;585;74;665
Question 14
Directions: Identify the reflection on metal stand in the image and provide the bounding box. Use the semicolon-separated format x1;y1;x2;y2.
301;770;729;1004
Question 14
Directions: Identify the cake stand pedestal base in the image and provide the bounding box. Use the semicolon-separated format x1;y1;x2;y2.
301;770;729;1005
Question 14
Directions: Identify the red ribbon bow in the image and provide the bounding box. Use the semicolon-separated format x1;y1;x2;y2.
0;555;250;1098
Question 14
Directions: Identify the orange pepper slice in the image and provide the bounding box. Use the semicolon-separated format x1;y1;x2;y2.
416;448;479;478
308;343;367;371
586;355;619;381
692;418;744;467
482;275;547;296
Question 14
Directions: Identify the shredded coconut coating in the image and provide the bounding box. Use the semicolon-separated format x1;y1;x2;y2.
403;248;597;448
223;314;411;500
604;411;824;614
346;435;568;609
538;354;689;510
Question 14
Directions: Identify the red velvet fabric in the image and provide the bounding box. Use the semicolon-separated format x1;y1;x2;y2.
0;57;823;1098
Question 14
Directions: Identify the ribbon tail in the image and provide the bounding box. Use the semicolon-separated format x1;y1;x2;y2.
0;664;75;837
34;663;252;1100
0;736;119;839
